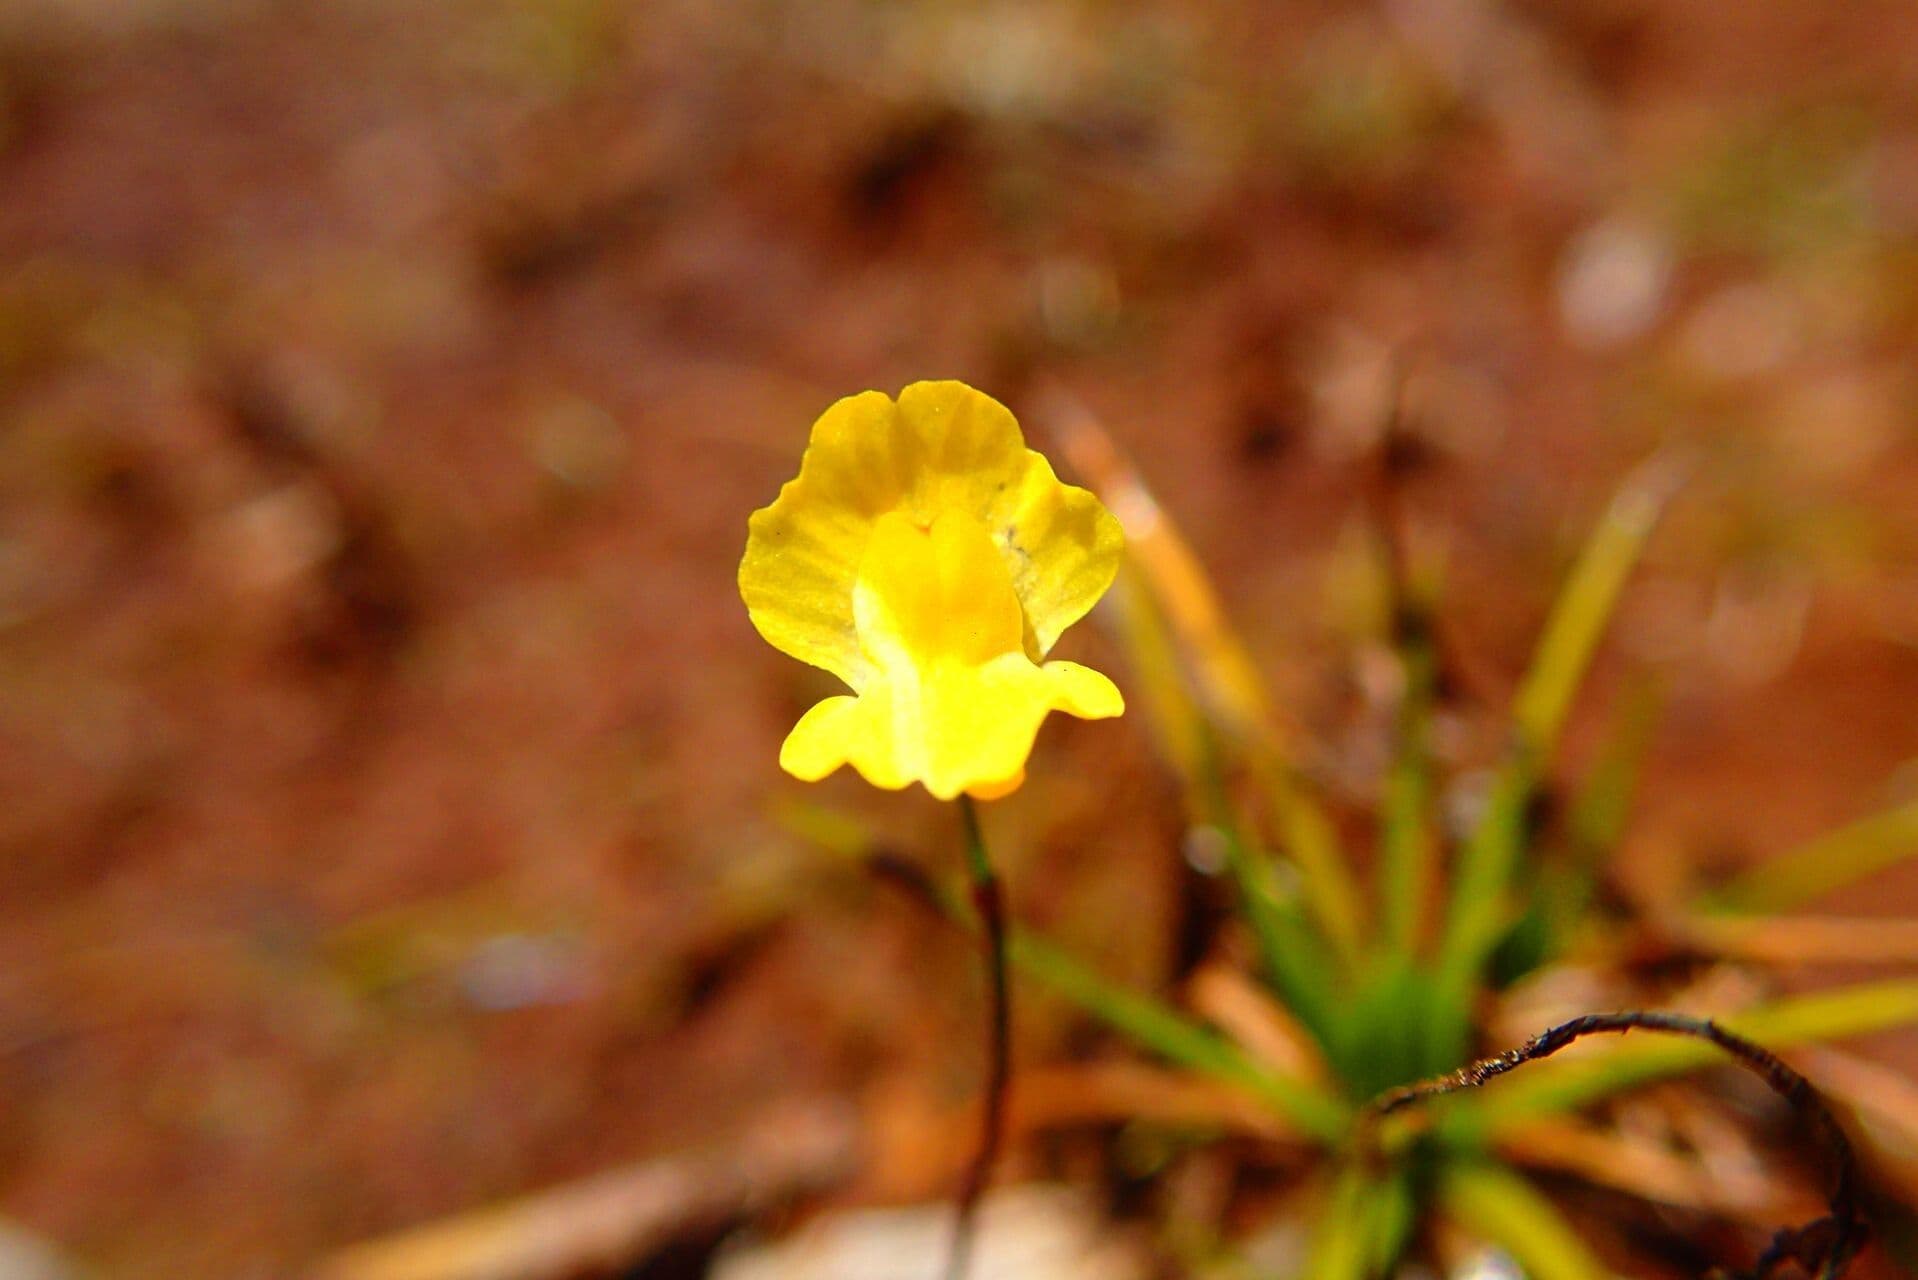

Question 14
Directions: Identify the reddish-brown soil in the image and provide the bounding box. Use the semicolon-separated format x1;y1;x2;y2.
2;2;1916;1275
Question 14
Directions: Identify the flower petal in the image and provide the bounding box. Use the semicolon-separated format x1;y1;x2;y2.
739;382;1123;688
895;382;1124;658
916;653;1124;799
989;449;1126;658
740;391;896;689
773;505;1123;800
776;656;1124;800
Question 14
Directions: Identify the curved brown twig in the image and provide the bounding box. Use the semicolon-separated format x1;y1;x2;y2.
1366;1012;1867;1279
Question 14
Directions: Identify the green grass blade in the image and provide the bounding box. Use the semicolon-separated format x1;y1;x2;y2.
1712;799;1918;913
1380;637;1439;959
1489;678;1662;988
1436;457;1681;999
1453;979;1918;1137
1439;1161;1613;1280
1181;717;1346;1049
1007;925;1350;1141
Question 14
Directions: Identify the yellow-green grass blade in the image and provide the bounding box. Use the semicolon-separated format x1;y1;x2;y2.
1450;979;1918;1139
1436;457;1680;999
1712;799;1918;914
1306;1163;1415;1280
1439;1161;1615;1280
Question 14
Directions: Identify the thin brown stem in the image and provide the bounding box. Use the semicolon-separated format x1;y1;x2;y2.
1366;1012;1867;1279
946;796;1011;1280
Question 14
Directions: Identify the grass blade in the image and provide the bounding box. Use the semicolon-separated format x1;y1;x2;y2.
1306;1163;1415;1280
1438;1161;1613;1280
1380;638;1439;960
1198;737;1344;1047
1564;675;1661;867
1680;914;1918;965
1496;1116;1786;1218
1489;677;1662;988
1103;567;1209;809
1053;397;1365;961
1436;456;1681;1003
1711;799;1918;914
1105;566;1345;1046
1008;925;1350;1140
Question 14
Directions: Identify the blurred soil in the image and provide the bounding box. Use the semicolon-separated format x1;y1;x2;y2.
1;1;1916;1274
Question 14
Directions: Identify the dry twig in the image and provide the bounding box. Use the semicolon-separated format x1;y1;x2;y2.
1367;1012;1868;1279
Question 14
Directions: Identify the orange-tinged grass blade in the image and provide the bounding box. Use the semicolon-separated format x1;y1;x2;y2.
1005;924;1351;1141
1051;395;1364;961
1103;566;1208;809
1681;914;1918;966
1498;1115;1791;1219
1802;1047;1918;1143
1186;962;1332;1084
1009;1060;1305;1142
1712;799;1918;914
1050;398;1289;746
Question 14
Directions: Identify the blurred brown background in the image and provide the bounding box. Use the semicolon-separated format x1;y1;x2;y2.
2;0;1917;1275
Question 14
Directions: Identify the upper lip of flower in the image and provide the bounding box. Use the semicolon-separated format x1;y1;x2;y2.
740;380;1125;799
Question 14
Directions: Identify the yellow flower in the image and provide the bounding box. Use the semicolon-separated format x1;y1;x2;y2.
741;381;1125;800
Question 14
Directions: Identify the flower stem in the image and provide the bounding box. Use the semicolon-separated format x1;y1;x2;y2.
946;794;1009;1280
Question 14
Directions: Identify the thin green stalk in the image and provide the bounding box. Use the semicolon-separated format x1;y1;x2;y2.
1370;405;1441;964
1489;678;1662;988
